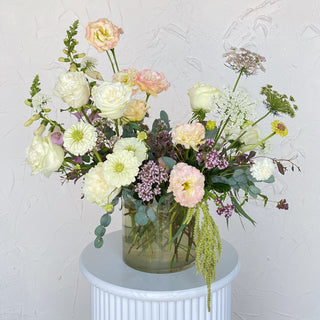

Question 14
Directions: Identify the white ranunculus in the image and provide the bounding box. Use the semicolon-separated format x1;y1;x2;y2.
26;135;64;177
250;158;274;181
188;83;220;112
92;81;132;119
53;71;90;108
83;163;120;207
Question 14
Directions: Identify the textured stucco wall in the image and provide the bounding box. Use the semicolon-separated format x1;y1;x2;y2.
1;0;319;319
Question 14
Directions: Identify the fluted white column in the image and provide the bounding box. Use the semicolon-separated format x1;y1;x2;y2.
80;231;240;320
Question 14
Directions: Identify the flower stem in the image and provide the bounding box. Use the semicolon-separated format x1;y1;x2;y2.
92;148;102;162
114;120;120;136
251;110;271;127
232;69;243;92
106;50;116;74
111;49;120;72
237;132;275;157
145;93;150;104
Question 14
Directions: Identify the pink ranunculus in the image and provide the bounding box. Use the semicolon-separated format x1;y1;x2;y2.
171;123;205;151
136;69;170;97
167;163;205;208
85;18;124;52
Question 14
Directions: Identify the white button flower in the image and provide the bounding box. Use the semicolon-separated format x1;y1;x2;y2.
113;137;147;164
63;122;97;156
102;150;139;188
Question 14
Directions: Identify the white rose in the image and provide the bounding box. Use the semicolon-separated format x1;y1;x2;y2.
188;83;220;112
26;135;64;177
53;71;90;108
92;81;132;119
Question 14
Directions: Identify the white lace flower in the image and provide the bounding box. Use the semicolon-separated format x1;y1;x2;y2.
63;122;97;156
113;137;147;164
250;158;274;181
102;150;139;187
83;163;120;207
32;93;51;113
214;87;257;130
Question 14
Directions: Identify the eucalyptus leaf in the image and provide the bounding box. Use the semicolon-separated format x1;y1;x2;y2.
100;214;111;227
146;207;156;222
264;175;275;183
134;211;149;226
160;110;170;129
162;156;175;170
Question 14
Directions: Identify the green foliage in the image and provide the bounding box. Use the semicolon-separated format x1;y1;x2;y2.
160;110;170;130
162;156;175;170
30;74;41;97
100;214;112;227
261;84;298;118
194;202;221;312
231;196;256;225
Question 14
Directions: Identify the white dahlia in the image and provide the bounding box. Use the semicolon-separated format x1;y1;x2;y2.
83;163;120;207
113;137;147;164
63;122;97;156
250;158;274;181
102;150;139;187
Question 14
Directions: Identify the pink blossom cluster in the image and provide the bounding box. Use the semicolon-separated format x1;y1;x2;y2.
223;47;266;76
135;161;168;202
196;139;228;170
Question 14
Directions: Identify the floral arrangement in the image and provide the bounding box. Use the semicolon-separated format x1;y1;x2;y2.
24;18;299;310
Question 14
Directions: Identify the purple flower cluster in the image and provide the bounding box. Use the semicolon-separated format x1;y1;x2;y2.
223;47;266;76
215;198;235;218
135;160;169;202
276;199;289;210
196;139;228;170
146;120;173;159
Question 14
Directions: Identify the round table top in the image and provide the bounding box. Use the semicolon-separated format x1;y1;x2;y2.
79;230;240;300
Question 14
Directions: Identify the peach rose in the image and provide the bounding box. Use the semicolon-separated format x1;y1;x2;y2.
136;69;170;97
85;18;123;52
122;99;150;123
172;123;205;151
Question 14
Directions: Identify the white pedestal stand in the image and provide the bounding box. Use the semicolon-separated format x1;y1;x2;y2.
80;230;240;320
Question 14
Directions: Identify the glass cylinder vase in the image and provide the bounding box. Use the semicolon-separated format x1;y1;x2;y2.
122;195;196;273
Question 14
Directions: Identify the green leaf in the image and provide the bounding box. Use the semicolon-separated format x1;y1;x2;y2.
264;175;275;183
94;237;103;248
231;197;256;225
233;174;247;183
160;110;170;129
134;211;149;226
162;156;175;170
146;207;156;222
212;183;231;193
94;225;106;237
100;214;111;227
233;169;245;177
248;184;261;196
82;154;90;163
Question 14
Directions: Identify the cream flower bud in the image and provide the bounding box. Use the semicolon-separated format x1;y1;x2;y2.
188;83;220;112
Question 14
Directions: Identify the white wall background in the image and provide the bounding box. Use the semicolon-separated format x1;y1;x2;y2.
1;0;319;319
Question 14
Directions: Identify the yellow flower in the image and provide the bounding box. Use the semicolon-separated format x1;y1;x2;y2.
206;120;216;130
271;120;288;137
